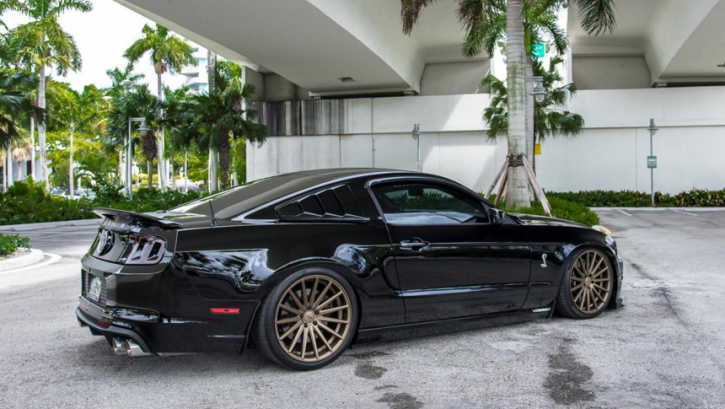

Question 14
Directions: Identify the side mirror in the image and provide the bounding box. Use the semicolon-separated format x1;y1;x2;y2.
489;208;505;225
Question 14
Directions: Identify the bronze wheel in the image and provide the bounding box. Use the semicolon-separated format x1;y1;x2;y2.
569;249;613;314
274;275;352;363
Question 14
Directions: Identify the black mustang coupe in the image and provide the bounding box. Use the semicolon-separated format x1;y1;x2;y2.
77;168;623;370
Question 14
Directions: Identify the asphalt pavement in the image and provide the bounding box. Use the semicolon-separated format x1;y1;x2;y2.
1;210;724;408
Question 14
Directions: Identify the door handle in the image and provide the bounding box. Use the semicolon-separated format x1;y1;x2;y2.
400;238;430;250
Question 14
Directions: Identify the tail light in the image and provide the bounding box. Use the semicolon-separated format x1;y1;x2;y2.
118;234;167;265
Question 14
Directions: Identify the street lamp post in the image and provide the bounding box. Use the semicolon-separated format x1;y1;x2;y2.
127;118;149;200
647;119;659;207
525;76;547;103
411;124;421;172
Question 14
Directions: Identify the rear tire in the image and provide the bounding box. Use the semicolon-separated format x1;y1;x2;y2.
556;248;614;319
252;268;358;371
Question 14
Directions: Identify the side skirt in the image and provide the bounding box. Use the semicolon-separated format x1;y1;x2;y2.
354;307;551;344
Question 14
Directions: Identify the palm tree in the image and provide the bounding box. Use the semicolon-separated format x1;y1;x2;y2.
399;0;616;207
103;66;144;184
53;84;106;199
124;24;196;192
0;46;42;190
177;64;267;190
482;56;583;172
104;66;145;99
160;85;191;190
8;0;92;189
105;85;161;189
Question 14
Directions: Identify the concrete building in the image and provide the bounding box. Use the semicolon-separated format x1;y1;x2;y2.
180;40;209;95
115;0;725;194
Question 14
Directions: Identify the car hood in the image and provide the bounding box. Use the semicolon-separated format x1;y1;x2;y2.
512;214;589;229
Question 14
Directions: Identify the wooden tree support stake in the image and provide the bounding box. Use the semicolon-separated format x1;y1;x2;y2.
484;153;552;217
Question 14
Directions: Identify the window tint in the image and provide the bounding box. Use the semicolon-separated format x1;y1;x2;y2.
372;182;488;225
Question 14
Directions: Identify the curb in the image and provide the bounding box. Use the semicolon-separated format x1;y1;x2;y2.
591;207;725;212
0;249;45;273
0;218;101;232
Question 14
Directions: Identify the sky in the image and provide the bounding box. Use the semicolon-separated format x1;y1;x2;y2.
2;0;188;92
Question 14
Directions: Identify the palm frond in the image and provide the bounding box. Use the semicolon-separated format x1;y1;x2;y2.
575;0;616;36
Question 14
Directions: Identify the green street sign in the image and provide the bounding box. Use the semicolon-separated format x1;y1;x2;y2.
647;156;658;169
532;43;546;59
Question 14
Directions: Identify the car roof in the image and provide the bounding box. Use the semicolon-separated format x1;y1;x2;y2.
173;168;419;219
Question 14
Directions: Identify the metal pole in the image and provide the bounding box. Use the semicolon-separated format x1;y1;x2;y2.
650;130;654;207
127;117;133;200
184;151;188;193
417;135;420;164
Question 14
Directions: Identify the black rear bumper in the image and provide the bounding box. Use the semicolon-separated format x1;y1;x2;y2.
76;305;153;354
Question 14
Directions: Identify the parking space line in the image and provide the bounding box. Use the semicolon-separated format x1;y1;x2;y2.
617;210;633;217
672;210;698;217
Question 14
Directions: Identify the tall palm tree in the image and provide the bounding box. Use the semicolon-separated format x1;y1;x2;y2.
124;24;195;192
177;64;267;190
400;0;616;207
8;0;92;189
0;46;43;190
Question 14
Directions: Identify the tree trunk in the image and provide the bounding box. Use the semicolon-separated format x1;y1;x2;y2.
7;143;12;187
207;51;219;190
170;160;176;190
30;117;35;181
157;72;167;192
505;0;531;209
38;65;48;189
525;54;536;193
217;134;231;190
119;149;124;185
184;151;188;193
2;146;6;192
69;124;74;200
208;146;218;192
147;160;153;189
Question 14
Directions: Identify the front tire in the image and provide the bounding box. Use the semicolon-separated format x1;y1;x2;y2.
252;268;358;370
556;248;614;319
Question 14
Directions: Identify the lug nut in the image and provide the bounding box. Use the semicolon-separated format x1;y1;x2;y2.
313;321;317;325
315;311;319;315
304;323;308;327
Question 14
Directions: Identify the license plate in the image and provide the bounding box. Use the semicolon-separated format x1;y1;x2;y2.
88;276;103;302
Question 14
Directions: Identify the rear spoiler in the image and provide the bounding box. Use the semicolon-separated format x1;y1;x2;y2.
93;207;183;230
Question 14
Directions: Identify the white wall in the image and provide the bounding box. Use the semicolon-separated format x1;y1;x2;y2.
247;87;725;194
573;56;651;90
420;61;490;96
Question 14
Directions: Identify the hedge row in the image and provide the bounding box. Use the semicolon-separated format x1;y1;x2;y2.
548;188;725;208
491;196;600;226
0;180;203;226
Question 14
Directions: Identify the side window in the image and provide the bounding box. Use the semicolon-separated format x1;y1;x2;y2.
371;182;488;225
274;185;364;219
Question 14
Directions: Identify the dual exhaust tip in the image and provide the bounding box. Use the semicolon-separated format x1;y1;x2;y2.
112;337;151;357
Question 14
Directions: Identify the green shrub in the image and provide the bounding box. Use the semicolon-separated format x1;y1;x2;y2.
0;234;31;257
495;196;600;226
548;188;725;208
0;180;206;226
